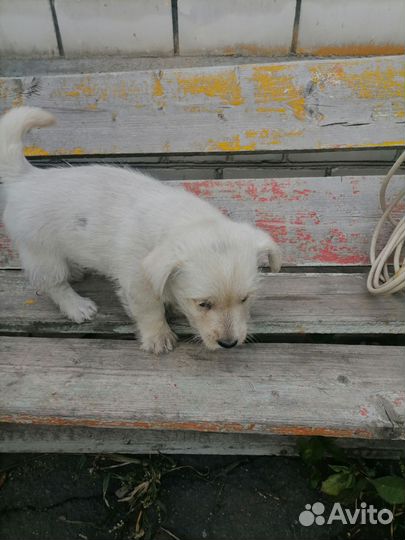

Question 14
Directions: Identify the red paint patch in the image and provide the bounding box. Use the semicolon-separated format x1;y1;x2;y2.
292;188;314;199
182;180;216;197
316;228;368;265
256;216;288;244
270;180;289;200
246;183;258;200
359;406;369;417
293;210;321;226
296;228;316;245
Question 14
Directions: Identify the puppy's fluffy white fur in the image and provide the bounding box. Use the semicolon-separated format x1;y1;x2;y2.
0;107;281;353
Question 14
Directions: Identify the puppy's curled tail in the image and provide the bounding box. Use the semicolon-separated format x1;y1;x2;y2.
0;106;55;178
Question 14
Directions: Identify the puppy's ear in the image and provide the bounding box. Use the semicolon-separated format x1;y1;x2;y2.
142;242;180;297
253;229;282;273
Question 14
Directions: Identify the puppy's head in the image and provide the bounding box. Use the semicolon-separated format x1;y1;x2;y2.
142;222;281;350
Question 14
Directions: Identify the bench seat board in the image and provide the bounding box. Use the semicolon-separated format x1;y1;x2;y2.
2;174;404;268
1;424;404;457
1;271;405;336
0;337;404;440
0;56;403;155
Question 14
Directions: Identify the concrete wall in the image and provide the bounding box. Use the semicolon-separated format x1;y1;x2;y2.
0;0;403;58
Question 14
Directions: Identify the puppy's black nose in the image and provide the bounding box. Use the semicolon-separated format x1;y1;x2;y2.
217;339;238;349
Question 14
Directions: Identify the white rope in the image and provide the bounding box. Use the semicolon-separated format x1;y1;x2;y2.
367;150;405;295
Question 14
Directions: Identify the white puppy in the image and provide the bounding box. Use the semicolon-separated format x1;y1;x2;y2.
0;107;281;353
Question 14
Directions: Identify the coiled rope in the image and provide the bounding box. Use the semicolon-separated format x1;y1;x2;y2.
367;150;405;294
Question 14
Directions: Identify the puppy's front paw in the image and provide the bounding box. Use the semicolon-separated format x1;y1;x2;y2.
140;327;177;355
63;296;98;323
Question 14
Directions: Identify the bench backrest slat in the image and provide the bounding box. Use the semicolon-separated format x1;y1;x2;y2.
1;174;403;268
0;56;403;156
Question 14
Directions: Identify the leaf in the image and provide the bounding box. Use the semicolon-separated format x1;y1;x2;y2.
298;438;327;465
321;472;355;497
371;476;405;505
329;465;351;473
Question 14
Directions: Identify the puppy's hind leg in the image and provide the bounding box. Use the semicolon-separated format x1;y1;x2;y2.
20;245;98;323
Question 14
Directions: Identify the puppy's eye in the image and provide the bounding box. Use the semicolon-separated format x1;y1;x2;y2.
198;301;212;310
241;295;249;303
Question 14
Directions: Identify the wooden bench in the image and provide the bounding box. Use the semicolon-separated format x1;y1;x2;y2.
1;55;404;456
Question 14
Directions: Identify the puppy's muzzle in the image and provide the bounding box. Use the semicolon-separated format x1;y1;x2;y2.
217;339;238;349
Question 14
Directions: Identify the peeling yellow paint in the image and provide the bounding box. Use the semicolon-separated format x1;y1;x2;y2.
245;128;269;139
85;103;98;110
310;63;405;101
207;135;256;152
319;140;405;149
256;106;287;114
59;76;109;102
309;66;334;91
153;76;165;98
98;88;109;101
24;146;86;156
64;90;80;97
64;81;96;98
177;70;244;106
24;299;37;305
24;146;50;157
58;147;85;155
342;65;405;100
184;105;205;113
12;95;24;107
246;128;304;146
373;140;405;147
222;44;288;57
251;66;306;121
393;102;405;119
152;73;166;109
208;127;305;151
303;44;405;57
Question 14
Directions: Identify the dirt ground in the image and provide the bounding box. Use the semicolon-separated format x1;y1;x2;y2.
0;454;402;540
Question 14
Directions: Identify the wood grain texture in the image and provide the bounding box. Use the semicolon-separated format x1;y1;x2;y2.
2;174;404;268
2;424;405;457
0;56;403;155
1;337;404;439
1;271;404;336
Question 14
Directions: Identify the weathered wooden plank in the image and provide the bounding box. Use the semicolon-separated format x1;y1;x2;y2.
1;424;405;458
0;338;404;440
1;271;404;336
2;174;404;268
0;56;403;155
